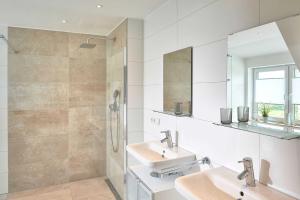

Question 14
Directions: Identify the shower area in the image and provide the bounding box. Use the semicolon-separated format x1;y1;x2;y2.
0;19;144;199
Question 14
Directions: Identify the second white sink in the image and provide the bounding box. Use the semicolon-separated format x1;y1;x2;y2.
175;167;295;200
126;141;196;170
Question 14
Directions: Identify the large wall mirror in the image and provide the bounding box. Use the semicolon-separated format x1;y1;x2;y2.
163;47;193;116
227;14;300;130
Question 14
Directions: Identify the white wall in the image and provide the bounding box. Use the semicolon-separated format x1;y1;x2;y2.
143;0;300;198
245;52;295;68
0;26;8;195
127;19;144;165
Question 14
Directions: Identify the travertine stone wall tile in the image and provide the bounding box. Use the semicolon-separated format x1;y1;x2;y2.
8;27;107;192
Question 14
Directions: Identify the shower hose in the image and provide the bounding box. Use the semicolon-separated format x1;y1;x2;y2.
109;103;120;153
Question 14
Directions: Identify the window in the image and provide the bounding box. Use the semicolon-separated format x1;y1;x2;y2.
257;103;285;119
293;67;300;123
253;66;287;123
294;105;300;121
253;65;300;125
295;68;300;78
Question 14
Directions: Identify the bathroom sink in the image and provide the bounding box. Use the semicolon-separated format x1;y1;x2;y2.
175;167;295;200
126;141;196;169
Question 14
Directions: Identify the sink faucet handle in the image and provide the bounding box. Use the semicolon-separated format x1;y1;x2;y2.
238;157;252;164
161;130;170;133
161;130;171;136
160;130;173;148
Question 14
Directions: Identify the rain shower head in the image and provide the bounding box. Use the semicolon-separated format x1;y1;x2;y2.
80;38;96;49
79;36;116;49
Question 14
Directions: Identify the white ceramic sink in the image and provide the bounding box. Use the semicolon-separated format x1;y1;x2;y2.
126;141;196;169
175;167;295;200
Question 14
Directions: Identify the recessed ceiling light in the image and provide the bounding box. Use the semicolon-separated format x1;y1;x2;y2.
96;4;103;8
62;19;67;24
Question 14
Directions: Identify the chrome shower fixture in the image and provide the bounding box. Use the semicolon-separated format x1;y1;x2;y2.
109;89;121;152
0;34;18;53
80;37;97;49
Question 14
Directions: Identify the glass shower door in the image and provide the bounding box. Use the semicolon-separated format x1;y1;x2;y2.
106;43;127;199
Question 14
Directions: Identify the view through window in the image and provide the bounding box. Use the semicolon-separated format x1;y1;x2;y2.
253;65;300;125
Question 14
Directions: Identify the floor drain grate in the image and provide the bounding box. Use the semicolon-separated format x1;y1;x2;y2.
105;179;122;200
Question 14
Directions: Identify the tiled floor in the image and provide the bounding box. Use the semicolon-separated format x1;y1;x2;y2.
5;177;116;200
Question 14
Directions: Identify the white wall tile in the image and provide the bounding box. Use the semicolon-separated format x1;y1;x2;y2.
227;128;260;177
178;0;259;48
144;109;160;135
0;110;7;131
260;136;300;198
144;132;160;142
177;118;260;176
144;24;177;61
0;152;7;173
128;38;143;62
260;0;300;24
128;19;144;39
128;85;143;109
193;40;227;83
128;61;143;85
0;50;7;68
144;85;163;110
128;109;143;132
0;172;8;194
144;59;163;85
193;82;226;122
176;118;234;166
127;131;144;144
177;0;217;19
0;88;7;110
156;113;177;139
0;26;8;68
0;26;7;196
0;27;7;37
0;131;7;152
144;0;177;37
143;0;300;198
0;68;7;87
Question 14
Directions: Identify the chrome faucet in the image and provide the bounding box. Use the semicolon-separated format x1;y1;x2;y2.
160;130;173;148
237;157;256;187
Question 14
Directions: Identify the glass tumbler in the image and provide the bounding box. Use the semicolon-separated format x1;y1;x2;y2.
237;106;249;122
220;108;232;124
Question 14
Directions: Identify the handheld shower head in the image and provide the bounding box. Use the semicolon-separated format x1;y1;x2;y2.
109;90;120;112
113;90;120;99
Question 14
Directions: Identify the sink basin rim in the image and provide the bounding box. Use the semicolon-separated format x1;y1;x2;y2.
126;141;196;168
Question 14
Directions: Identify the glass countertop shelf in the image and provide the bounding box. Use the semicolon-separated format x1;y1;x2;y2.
152;110;192;117
213;121;300;140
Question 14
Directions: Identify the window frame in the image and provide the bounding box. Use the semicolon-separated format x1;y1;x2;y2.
291;66;300;125
252;65;289;124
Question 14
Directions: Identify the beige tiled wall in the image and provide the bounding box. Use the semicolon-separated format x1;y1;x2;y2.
8;27;107;192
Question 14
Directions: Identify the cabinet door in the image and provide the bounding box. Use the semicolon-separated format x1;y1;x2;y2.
137;181;153;200
126;171;138;200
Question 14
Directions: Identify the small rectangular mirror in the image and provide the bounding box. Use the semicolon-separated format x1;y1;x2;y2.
163;47;193;116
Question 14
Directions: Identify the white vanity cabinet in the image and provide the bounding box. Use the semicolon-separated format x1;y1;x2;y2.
126;165;186;200
127;170;153;200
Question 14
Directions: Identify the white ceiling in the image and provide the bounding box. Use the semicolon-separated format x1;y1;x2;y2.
0;0;167;36
229;22;289;58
